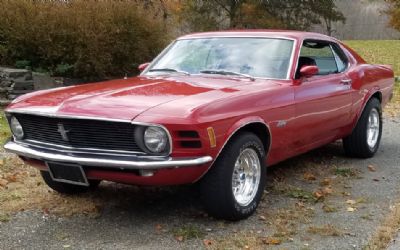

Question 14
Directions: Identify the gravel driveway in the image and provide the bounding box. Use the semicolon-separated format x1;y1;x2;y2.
0;115;399;250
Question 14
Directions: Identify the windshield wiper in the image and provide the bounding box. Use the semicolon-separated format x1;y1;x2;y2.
199;69;255;81
148;68;190;75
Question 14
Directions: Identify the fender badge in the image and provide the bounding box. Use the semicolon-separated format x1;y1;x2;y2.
277;120;287;128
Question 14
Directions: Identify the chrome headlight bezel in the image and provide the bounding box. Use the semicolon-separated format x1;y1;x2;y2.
135;125;171;155
10;116;24;140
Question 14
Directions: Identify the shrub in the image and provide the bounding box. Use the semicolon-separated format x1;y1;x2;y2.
0;0;169;79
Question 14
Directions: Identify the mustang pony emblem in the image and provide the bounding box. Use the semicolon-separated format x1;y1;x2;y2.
57;123;70;141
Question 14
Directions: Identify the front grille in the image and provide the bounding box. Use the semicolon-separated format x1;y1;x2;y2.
14;114;143;153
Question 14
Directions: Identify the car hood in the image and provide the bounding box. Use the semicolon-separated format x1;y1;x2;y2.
7;75;261;121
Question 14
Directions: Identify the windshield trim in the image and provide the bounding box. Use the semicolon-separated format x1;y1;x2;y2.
141;36;297;80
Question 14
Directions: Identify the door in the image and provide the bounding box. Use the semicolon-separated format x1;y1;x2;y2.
294;40;353;148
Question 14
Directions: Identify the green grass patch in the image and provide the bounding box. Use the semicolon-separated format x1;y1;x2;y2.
172;225;205;240
0;110;11;146
287;188;317;202
334;167;358;177
0;213;10;222
344;40;400;76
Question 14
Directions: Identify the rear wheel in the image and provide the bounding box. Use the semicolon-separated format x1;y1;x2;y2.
343;98;382;158
200;132;266;221
41;171;100;194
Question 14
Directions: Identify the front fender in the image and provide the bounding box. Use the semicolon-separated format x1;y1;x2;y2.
194;116;270;182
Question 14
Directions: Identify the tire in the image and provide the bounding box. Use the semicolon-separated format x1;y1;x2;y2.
200;132;266;221
40;171;100;194
343;98;382;158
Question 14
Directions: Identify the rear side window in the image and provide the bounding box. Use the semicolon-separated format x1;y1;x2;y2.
297;40;348;77
331;44;348;72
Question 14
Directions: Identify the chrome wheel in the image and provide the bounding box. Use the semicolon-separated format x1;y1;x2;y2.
232;148;261;206
367;108;380;149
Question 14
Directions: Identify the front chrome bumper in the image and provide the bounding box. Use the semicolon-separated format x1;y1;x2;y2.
4;141;213;170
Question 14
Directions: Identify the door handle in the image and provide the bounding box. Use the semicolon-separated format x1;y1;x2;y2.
341;79;352;85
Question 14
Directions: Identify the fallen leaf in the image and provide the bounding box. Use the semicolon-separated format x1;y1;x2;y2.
175;236;184;242
304;172;316;181
313;190;324;200
320;178;332;186
367;165;376;172
259;215;266;221
0;179;8;187
347;207;356;212
346;200;356;205
203;239;213;246
261;237;282;245
5;174;18;183
322;187;333;195
155;224;163;231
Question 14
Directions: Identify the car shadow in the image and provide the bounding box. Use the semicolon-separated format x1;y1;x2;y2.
86;141;347;221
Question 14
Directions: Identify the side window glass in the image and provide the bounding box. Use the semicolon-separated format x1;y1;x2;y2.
331;44;348;73
298;41;338;76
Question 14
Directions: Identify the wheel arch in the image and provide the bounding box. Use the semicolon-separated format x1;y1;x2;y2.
195;117;271;182
370;91;382;104
230;122;271;153
221;117;271;156
351;89;382;132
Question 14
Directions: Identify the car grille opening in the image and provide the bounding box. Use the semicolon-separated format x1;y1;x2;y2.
180;140;202;148
14;114;143;153
176;130;202;149
177;130;200;138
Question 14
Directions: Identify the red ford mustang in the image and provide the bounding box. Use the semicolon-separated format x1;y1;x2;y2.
4;30;395;220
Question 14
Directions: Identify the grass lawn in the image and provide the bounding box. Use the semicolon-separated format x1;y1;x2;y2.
0;112;10;146
344;40;400;76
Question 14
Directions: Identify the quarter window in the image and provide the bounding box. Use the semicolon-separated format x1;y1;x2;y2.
331;44;348;73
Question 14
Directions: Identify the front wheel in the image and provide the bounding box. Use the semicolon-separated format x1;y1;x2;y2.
200;132;266;221
343;98;382;158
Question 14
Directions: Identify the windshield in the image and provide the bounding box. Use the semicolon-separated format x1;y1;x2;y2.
144;37;294;79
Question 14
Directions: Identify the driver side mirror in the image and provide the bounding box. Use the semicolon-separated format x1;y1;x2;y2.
299;65;319;78
138;62;150;72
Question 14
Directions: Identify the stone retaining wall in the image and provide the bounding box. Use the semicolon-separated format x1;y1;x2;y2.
0;67;35;105
0;67;65;106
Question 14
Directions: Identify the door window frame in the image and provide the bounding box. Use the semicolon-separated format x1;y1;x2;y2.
294;39;351;79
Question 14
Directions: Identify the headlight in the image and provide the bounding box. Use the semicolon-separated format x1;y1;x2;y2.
143;126;168;153
10;116;24;139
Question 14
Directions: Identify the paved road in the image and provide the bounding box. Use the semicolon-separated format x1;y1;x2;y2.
0;116;399;250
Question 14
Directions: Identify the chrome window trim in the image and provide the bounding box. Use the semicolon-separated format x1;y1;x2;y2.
6;109;173;156
143;36;297;81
